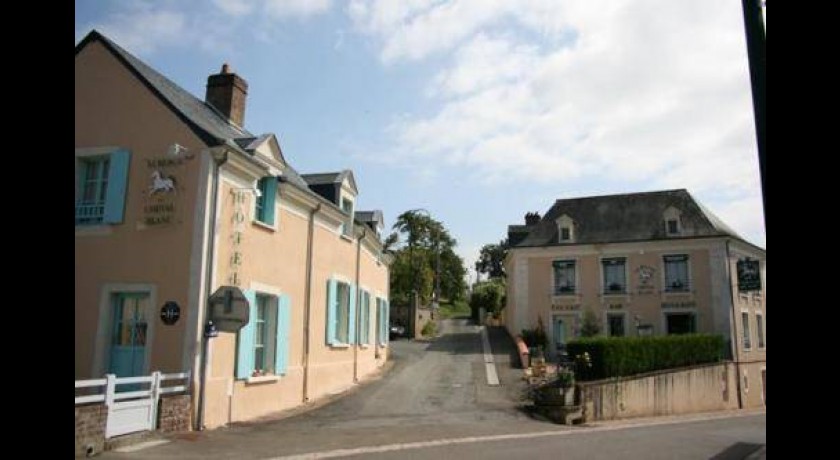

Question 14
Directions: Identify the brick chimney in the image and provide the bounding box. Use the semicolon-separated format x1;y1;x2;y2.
205;63;249;127
525;212;541;226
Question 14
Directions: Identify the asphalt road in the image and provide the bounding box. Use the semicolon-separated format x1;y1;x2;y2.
100;319;765;459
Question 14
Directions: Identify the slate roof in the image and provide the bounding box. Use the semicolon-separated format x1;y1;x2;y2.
510;189;756;248
355;210;383;227
76;30;252;146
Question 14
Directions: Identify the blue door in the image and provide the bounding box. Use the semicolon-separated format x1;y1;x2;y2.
109;293;149;383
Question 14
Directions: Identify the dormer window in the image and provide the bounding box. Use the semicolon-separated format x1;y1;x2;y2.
663;206;682;236
340;197;354;237
555;214;575;243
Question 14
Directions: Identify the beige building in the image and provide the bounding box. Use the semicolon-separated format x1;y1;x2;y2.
504;190;765;408
75;31;391;429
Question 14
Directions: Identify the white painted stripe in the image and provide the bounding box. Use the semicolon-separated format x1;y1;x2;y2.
485;362;500;386
267;410;764;460
479;327;499;386
112;440;170;453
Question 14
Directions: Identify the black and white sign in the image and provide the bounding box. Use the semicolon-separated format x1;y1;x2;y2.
737;259;762;292
160;301;181;325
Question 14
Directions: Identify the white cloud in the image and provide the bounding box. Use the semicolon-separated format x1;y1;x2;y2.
212;0;254;16
77;3;189;55
264;0;333;19
350;0;765;246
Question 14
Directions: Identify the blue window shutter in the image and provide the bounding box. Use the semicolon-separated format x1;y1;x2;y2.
384;300;390;344
327;279;337;345
103;149;130;224
361;293;369;345
236;289;257;379
348;284;357;345
263;177;278;225
275;294;291;376
378;300;386;346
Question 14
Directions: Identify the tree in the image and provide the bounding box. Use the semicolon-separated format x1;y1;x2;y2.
388;210;467;307
468;279;506;322
475;239;508;279
580;309;601;337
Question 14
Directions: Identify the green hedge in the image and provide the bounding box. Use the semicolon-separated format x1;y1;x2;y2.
566;334;724;381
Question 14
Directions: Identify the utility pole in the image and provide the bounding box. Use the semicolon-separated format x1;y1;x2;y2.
741;0;766;230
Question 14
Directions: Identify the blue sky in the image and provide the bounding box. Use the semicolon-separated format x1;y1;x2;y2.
76;0;766;275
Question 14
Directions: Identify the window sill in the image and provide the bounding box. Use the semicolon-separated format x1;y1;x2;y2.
359;344;370;349
251;219;277;232
329;343;351;349
75;224;112;236
339;233;354;242
246;375;280;384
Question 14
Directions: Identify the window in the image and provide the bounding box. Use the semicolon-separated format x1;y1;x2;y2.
359;290;371;344
756;314;765;348
560;227;571;241
742;312;752;350
253;294;278;375
607;314;625;337
553;260;576;295
666;313;696;334
667;219;679;235
75;149;130;225
236;291;291;379
340;197;354;237
254;176;278;225
602;258;627;294
327;279;355;345
376;297;390;346
664;255;690;292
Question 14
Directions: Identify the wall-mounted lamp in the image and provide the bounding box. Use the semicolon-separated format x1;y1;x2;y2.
167;143;188;157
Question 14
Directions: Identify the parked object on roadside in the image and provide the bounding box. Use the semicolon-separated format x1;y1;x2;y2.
389;323;406;339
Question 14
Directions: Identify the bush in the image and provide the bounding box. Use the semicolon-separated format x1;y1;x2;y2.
566;334;725;381
421;320;437;337
520;327;548;350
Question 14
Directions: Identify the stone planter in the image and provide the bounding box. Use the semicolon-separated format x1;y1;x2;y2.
534;385;575;407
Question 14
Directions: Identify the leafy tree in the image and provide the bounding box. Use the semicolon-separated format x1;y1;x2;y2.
469;279;506;321
475;239;508;279
580;308;601;337
388;210;467;306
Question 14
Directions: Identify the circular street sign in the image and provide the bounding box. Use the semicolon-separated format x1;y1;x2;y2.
160;301;181;325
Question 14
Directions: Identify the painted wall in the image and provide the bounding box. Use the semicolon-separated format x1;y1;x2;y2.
75;41;207;380
579;362;739;421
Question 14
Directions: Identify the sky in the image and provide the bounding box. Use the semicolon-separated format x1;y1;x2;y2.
75;0;766;277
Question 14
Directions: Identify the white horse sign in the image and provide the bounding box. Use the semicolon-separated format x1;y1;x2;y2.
140;151;193;227
149;170;176;195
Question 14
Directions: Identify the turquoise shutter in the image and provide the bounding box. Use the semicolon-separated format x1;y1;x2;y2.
236;290;258;379
327;280;337;345
348;284;357;345
384;300;390;344
361;293;369;345
103;149;130;224
275;294;291;375
263;177;278;225
378;300;386;346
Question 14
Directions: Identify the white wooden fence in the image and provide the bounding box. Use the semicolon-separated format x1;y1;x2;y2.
75;371;190;438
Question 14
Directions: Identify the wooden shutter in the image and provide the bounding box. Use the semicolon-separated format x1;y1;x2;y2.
263;177;278;225
326;279;337;345
103;149;130;224
236;290;258;379
275;294;291;375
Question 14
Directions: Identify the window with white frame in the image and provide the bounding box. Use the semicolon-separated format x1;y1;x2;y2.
75;149;130;225
664;255;690;292
667;219;679;235
742;312;752;350
553;260;576;295
335;281;351;343
253;294;278;374
602;258;627;294
756;313;765;348
359;290;371;344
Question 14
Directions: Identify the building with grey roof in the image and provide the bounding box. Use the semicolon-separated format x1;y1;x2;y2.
505;189;765;408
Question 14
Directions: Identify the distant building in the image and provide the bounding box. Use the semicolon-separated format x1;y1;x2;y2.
505;189;765;408
75;30;392;428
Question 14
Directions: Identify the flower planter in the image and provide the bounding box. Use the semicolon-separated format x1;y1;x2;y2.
535;386;575;407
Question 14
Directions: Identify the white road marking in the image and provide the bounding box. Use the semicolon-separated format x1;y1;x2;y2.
479;326;500;386
268;410;764;460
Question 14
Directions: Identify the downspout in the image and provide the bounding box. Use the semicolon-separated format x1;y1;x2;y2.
353;227;367;382
302;202;322;403
724;239;743;409
195;149;228;431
